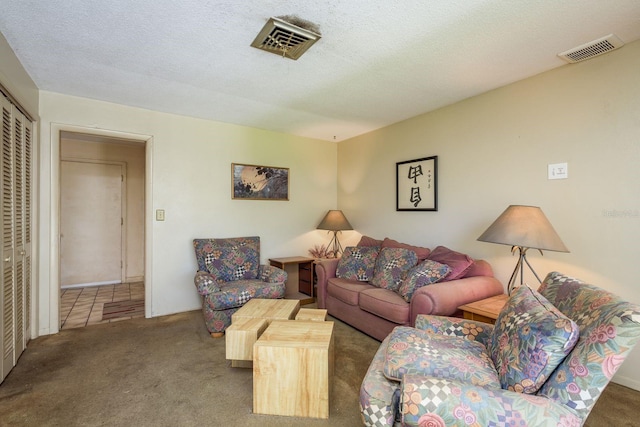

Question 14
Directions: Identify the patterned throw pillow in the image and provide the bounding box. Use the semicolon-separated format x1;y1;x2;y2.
397;259;451;302
204;246;259;282
383;326;499;385
370;247;418;291
336;246;380;281
488;285;580;394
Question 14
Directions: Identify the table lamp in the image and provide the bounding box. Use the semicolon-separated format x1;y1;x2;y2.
477;205;568;294
316;210;353;257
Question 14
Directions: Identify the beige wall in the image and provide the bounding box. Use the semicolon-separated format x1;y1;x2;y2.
61;137;146;282
38;92;338;337
337;40;640;388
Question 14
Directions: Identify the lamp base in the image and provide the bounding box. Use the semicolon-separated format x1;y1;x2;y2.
327;231;344;258
507;246;543;295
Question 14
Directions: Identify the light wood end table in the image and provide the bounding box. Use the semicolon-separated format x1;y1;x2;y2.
458;294;508;324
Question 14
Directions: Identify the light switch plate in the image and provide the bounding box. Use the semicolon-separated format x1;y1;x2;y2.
156;209;165;221
548;163;568;180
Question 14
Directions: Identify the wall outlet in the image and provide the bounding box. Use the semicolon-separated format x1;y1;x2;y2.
548;163;568;180
155;209;165;221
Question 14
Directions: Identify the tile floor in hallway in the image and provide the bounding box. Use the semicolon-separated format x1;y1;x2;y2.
60;282;145;330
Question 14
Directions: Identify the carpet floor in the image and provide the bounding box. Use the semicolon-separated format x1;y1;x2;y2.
0;309;638;426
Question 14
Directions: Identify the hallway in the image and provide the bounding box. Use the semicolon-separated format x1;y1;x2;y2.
60;282;144;330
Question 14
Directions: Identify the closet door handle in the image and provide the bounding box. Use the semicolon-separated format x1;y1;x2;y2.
4;256;10;263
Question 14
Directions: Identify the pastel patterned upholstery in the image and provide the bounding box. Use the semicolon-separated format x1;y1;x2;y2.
193;237;286;335
360;272;640;427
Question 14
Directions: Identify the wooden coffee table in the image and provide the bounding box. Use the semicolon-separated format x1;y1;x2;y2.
225;299;300;368
253;320;334;419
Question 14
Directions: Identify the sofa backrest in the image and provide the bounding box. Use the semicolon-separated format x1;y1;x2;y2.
193;236;261;281
536;271;640;421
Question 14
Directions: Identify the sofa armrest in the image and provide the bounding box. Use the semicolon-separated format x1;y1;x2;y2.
315;258;340;309
194;271;221;296
409;275;504;325
414;315;494;346
258;264;287;284
400;376;580;427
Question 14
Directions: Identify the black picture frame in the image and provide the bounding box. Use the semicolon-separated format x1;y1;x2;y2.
396;156;438;211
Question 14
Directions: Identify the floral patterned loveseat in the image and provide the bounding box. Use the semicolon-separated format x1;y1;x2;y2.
360;271;640;426
193;237;286;337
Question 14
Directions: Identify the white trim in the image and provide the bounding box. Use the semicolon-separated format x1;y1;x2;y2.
49;123;153;333
612;375;640;392
61;280;121;289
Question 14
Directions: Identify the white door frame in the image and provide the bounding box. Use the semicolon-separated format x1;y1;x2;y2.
50;124;153;332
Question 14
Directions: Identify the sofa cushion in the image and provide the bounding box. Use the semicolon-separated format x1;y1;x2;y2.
359;288;410;325
336;246;380;281
381;238;431;262
204;279;285;310
426;246;474;281
204;245;259;282
397;260;452;302
383;326;499;386
327;278;376;306
489;285;580;394
371;247;418;291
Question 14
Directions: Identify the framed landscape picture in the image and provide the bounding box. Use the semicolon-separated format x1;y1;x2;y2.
396;156;437;211
232;163;290;200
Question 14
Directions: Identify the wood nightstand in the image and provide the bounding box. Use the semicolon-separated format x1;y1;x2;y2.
269;256;315;305
458;294;509;324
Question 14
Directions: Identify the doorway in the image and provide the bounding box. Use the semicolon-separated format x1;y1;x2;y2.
59;132;146;329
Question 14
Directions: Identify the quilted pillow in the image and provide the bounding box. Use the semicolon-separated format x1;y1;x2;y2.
489;285;580;394
370;247;418;291
397;259;451;302
383;326;499;386
204;246;259;282
336;246;380;281
381;238;431;262
426;246;474;281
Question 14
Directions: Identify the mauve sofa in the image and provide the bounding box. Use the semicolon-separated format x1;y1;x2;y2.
315;236;504;341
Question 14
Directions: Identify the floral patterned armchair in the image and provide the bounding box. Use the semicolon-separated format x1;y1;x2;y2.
193;237;286;337
360;271;640;426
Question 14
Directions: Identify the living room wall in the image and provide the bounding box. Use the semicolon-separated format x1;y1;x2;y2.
337;40;640;389
38;92;338;336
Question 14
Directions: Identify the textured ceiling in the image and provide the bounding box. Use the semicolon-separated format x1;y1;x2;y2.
2;1;640;142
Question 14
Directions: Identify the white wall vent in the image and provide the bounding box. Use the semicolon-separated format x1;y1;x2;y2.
558;34;624;63
251;16;321;60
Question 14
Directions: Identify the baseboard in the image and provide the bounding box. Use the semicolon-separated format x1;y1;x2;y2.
61;280;121;289
126;276;144;283
612;375;640;391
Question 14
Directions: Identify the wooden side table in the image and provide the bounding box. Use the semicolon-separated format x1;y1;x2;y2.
458;294;509;324
269;256;315;305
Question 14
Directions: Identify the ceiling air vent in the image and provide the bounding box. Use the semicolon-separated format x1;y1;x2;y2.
251;16;321;60
558;34;624;63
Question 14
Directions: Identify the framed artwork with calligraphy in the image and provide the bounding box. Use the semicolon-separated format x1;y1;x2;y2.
396;156;438;211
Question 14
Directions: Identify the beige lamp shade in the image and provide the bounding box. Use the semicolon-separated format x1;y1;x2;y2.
477;205;568;252
317;210;353;231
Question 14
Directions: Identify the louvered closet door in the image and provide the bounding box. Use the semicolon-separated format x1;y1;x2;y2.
1;95;32;382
